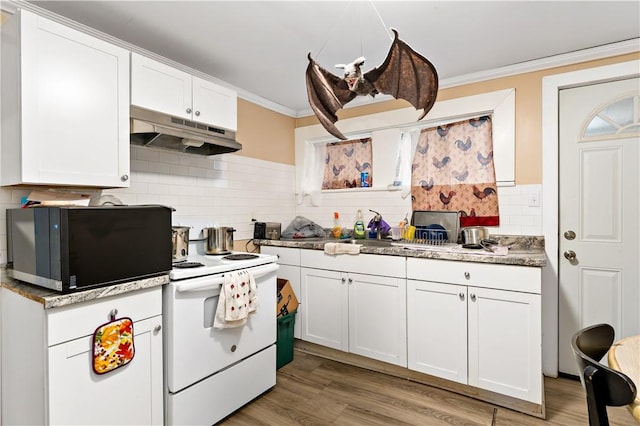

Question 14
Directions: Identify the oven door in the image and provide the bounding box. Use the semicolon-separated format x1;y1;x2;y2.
164;263;278;393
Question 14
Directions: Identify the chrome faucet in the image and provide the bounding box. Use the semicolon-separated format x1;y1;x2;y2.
369;209;383;239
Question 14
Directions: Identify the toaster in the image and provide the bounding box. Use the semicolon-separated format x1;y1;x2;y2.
253;222;281;240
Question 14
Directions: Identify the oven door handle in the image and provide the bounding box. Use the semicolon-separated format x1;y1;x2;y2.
174;263;279;293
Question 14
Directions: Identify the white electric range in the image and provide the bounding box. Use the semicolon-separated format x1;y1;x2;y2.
163;237;279;425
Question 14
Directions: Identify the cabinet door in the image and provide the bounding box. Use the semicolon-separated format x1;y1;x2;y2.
301;268;348;350
467;287;542;404
407;280;467;383
349;273;407;366
47;315;163;425
192;76;238;131
17;10;130;187
131;52;192;119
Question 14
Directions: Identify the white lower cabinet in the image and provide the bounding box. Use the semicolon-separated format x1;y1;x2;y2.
407;258;542;404
407;280;468;384
1;286;163;425
300;251;407;367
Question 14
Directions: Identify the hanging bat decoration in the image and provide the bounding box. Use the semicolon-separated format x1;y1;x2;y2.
306;29;439;140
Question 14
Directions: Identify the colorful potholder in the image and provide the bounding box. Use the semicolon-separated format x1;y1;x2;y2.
92;316;135;375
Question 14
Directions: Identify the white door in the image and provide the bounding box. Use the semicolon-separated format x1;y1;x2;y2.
192;76;238;131
48;315;163;425
131;52;192;119
348;273;407;366
301;268;348;350
407;279;467;383
467;287;542;404
558;78;640;375
19;10;130;187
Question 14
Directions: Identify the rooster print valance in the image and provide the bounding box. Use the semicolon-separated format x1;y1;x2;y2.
322;138;373;189
411;116;500;226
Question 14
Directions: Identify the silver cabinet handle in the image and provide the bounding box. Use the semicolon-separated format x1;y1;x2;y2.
470;293;476;302
110;308;118;317
564;250;577;261
154;325;162;333
120;174;129;182
459;292;465;301
564;230;576;240
348;278;353;284
195;110;200;116
464;272;470;280
186;107;192;114
341;277;346;283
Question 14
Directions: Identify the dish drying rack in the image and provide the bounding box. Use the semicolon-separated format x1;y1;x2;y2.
399;228;456;247
404;210;460;246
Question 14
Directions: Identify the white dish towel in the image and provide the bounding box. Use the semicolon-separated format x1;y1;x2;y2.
324;242;361;255
213;269;258;329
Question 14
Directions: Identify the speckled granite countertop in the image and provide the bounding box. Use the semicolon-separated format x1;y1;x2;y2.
256;234;546;267
1;268;169;309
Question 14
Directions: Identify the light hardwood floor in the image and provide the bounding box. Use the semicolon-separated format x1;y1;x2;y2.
220;350;634;425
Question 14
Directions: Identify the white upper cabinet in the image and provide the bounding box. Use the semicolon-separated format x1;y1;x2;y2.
1;9;130;188
131;53;238;131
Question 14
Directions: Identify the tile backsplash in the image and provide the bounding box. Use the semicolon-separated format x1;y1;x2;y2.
0;146;541;263
295;184;542;237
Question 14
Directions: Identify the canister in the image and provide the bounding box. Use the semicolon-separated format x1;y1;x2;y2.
360;171;369;187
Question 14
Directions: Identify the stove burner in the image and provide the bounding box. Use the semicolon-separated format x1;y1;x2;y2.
206;251;231;256
173;262;205;268
223;253;259;261
462;244;483;249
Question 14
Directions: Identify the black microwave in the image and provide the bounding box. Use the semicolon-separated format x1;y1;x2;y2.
6;205;172;293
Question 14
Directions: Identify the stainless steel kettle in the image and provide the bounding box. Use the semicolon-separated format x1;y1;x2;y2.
203;227;235;254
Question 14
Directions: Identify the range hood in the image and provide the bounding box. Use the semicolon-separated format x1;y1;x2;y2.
130;106;242;155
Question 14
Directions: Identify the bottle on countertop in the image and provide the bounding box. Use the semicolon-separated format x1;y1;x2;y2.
332;211;342;238
353;209;366;239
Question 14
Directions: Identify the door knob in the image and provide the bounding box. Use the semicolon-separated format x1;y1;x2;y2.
564;250;577;261
564;230;576;240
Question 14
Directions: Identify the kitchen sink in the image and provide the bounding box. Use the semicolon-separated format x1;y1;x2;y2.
345;239;394;247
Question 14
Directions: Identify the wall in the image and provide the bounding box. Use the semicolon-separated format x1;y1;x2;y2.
296;52;640;184
0;81;296;262
236;98;296;164
0;146;296;262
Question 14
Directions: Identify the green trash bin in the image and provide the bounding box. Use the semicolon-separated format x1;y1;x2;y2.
276;309;296;369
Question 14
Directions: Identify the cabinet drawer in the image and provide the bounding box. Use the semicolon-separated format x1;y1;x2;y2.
407;258;541;294
261;246;300;266
47;287;162;346
301;250;405;278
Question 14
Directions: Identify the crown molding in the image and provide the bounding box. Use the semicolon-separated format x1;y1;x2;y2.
5;1;638;119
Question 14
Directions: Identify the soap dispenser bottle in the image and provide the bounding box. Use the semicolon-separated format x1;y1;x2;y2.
353;209;366;239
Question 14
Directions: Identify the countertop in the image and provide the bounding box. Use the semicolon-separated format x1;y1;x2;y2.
256;234;546;267
1;268;169;310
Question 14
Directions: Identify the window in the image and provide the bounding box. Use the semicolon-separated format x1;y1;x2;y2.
322;138;373;189
583;93;640;139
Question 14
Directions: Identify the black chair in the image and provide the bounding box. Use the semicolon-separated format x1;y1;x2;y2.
571;323;638;426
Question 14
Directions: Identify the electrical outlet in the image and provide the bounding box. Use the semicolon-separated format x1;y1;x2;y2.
528;191;540;207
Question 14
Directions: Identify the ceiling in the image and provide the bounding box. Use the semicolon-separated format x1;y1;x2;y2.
19;1;640;117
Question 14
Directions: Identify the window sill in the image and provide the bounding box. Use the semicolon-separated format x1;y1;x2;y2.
321;185;407;193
